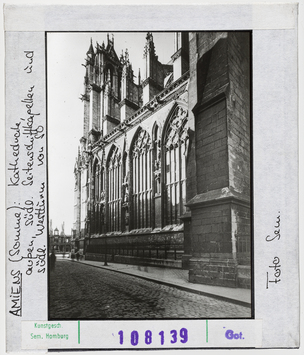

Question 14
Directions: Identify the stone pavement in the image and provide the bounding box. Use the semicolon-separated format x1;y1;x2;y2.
50;259;251;319
60;255;251;307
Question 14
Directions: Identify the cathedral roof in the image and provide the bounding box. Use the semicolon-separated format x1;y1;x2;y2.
95;34;120;64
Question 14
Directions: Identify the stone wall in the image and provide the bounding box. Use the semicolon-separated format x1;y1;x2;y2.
187;32;251;289
85;230;184;268
191;203;232;255
196;99;229;193
227;32;251;196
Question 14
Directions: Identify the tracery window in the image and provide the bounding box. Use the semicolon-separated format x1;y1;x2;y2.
104;66;113;86
163;106;188;225
92;160;105;234
131;129;153;229
153;125;161;195
107;147;122;232
93;161;101;201
122;153;129;232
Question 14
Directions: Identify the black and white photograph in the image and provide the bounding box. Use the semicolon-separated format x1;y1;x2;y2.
47;31;252;320
4;3;300;352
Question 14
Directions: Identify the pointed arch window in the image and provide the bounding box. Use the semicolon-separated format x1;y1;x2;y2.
131;129;153;229
105;67;113;85
122;152;129;232
153;124;161;195
107;147;122;232
163;106;188;225
93;161;100;202
91;160;99;235
92;160;105;234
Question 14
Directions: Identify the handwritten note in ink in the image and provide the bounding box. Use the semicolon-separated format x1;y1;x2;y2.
265;212;281;289
6;42;47;320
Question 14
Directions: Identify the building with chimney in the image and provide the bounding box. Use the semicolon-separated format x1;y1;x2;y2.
73;32;251;289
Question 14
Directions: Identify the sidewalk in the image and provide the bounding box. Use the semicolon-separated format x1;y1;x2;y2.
64;257;251;308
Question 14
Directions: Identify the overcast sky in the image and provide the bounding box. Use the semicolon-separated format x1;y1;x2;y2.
47;32;174;234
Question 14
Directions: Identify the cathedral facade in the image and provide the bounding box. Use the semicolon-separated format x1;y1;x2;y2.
73;32;251;289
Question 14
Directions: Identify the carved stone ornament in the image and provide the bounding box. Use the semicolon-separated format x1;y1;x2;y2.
108;151;121;170
132;129;152;157
122;173;129;204
150;98;159;110
154;168;161;182
81;152;87;166
80;93;89;102
165;106;188;150
100;190;105;202
176;106;187;120
74;173;78;187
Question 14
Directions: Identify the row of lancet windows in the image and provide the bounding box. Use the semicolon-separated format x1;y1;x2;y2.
90;105;188;234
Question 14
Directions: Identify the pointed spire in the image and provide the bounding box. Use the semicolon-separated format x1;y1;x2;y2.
145;32;155;55
125;48;129;63
86;37;94;56
146;32;151;41
106;33;114;49
138;68;141;85
144;32;156;57
120;49;124;63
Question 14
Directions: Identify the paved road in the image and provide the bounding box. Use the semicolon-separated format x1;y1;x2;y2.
49;259;251;319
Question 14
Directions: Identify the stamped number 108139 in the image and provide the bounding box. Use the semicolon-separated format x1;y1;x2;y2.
118;328;188;346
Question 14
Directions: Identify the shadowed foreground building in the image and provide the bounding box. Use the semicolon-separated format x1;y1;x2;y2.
73;32;251;289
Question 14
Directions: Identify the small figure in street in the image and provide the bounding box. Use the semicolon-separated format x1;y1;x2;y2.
50;251;56;271
76;250;80;261
62;252;65;258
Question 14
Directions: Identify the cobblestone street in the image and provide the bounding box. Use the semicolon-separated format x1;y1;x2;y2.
49;260;251;319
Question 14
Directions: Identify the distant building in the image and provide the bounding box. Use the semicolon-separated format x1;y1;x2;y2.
49;222;72;254
72;32;251;289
